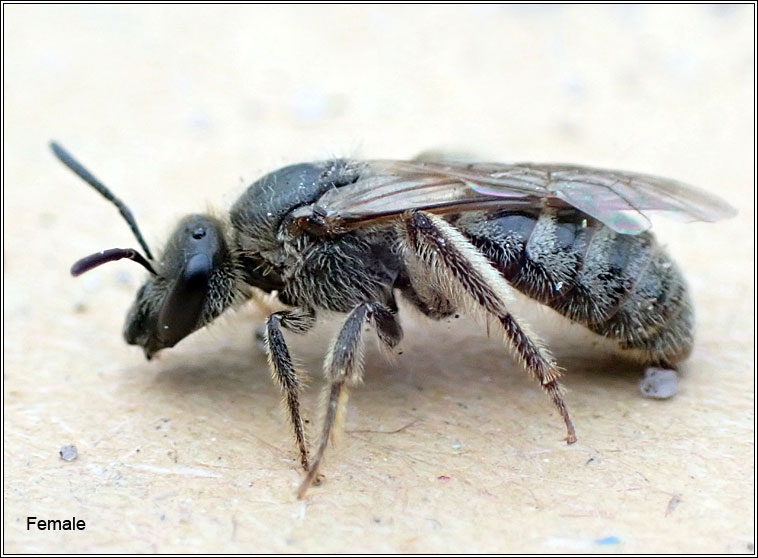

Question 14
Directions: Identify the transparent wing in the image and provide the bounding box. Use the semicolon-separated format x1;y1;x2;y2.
302;159;736;235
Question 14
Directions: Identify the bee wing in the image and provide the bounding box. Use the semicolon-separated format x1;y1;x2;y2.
307;160;736;235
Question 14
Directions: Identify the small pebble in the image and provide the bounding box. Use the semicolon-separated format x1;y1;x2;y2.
639;368;679;399
59;445;78;461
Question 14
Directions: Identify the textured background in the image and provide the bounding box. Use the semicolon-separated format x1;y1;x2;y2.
3;4;754;553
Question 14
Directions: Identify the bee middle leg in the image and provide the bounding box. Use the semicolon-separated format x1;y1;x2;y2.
401;211;577;444
297;302;402;499
264;308;317;471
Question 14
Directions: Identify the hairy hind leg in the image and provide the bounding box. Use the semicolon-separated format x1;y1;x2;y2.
298;302;402;498
402;211;577;444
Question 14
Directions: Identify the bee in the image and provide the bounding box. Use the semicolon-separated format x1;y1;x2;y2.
51;141;735;498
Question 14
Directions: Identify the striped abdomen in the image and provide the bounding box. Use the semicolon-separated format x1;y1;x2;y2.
456;209;694;367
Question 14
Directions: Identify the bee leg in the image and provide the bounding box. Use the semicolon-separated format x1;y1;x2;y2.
264;308;317;471
402;211;577;444
297;302;402;499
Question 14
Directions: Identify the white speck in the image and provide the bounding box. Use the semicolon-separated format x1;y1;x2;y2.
581;219;587;228
59;445;78;461
451;443;461;450
555;281;564;291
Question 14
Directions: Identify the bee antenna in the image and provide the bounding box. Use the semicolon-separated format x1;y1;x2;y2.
50;141;155;261
71;248;158;277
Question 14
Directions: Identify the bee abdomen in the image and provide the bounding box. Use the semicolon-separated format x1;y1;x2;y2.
589;246;694;365
460;209;694;366
457;208;595;304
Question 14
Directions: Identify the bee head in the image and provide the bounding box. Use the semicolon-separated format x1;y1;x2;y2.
120;214;231;359
52;142;238;360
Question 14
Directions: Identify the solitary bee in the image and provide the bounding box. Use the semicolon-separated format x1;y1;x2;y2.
51;142;735;498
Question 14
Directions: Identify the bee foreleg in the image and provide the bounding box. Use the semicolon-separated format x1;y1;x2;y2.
401;210;577;444
264;308;317;471
297;302;401;498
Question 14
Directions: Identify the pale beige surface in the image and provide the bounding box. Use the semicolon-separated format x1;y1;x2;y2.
3;5;754;554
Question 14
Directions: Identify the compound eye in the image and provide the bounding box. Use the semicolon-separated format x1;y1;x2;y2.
155;253;212;348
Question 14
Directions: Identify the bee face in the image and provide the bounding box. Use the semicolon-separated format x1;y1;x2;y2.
123;214;231;359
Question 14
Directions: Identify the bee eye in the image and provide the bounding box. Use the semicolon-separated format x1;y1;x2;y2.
155;253;212;349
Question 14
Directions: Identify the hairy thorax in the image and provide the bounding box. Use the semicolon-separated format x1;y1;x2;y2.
276;228;403;313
